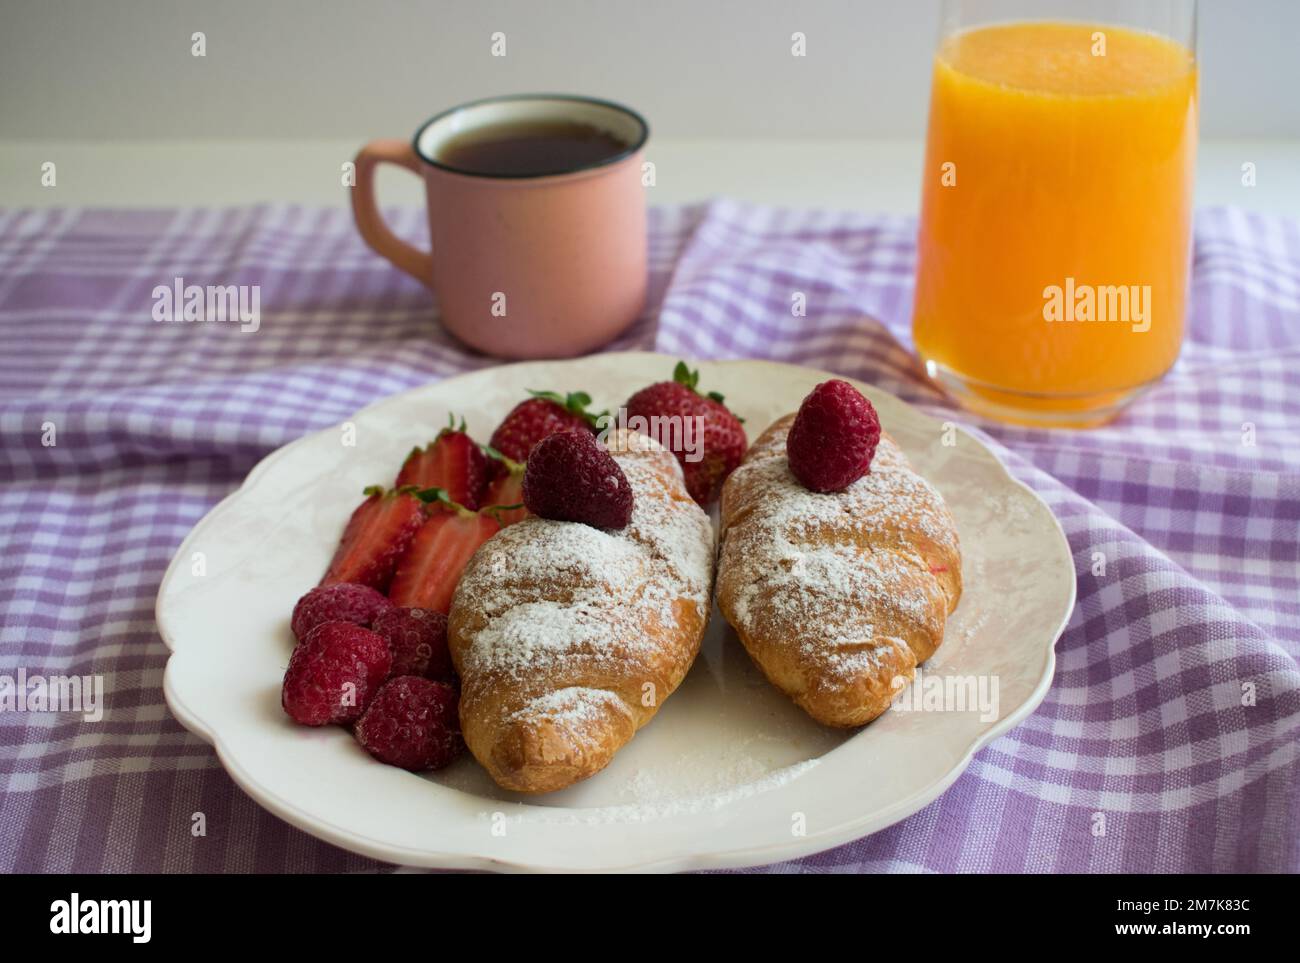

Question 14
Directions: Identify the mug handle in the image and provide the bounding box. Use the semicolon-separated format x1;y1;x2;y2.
351;139;434;286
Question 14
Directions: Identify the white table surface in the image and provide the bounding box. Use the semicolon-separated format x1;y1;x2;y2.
1;138;1298;216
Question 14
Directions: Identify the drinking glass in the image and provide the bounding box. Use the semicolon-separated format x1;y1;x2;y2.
912;0;1198;426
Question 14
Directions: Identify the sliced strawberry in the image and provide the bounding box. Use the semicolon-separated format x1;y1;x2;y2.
481;468;529;527
322;486;426;592
395;418;488;509
388;505;501;614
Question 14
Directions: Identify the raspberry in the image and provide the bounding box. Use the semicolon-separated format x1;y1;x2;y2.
354;677;463;771
522;430;634;530
290;582;393;642
786;379;881;493
370;606;454;682
281;622;392;726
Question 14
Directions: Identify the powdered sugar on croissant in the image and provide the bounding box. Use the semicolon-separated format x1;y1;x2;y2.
448;429;715;793
717;414;961;727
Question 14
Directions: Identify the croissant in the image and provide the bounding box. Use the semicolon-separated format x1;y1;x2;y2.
717;414;961;727
448;429;715;793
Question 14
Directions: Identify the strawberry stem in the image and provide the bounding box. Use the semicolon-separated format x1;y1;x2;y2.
672;360;739;418
433;412;468;440
672;360;700;391
361;484;424;500
525;388;609;428
480;444;524;474
413;486;475;517
479;502;525;524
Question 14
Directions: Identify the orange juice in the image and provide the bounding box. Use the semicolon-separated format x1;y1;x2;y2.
912;22;1197;425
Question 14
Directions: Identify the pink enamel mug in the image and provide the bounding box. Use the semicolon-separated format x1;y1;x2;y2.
351;94;649;359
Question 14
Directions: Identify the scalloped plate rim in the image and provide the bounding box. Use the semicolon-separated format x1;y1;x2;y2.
155;351;1076;873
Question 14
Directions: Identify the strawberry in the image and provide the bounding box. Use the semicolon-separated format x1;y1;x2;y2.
395;416;488;509
388;497;501;614
480;454;529;527
624;361;747;506
488;390;604;471
321;486;426;592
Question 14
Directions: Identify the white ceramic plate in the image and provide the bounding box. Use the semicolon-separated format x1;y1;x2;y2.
157;352;1075;873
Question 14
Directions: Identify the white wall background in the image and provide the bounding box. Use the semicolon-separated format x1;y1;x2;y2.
3;0;1298;142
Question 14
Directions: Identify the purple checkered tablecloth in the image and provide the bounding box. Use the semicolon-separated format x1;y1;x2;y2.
1;202;1297;873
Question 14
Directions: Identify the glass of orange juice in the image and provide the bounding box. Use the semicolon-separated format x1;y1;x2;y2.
912;1;1198;427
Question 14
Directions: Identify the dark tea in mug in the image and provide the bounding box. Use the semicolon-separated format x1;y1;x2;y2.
436;119;629;177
